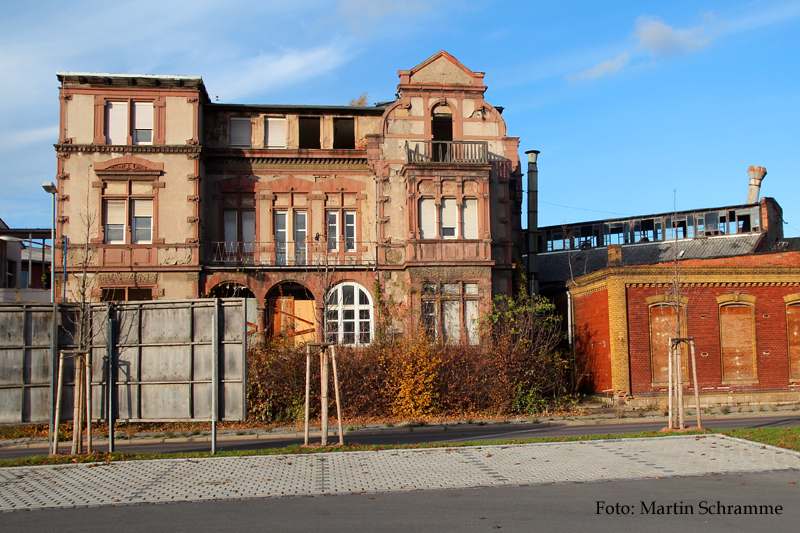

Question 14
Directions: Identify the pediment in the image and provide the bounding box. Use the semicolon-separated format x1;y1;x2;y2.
408;51;480;86
94;155;164;176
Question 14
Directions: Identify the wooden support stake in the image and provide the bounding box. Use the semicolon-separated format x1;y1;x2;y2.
52;351;65;455
71;356;83;455
677;343;685;430
304;344;311;446
331;346;344;446
86;354;92;454
668;339;674;429
691;341;702;429
320;347;329;446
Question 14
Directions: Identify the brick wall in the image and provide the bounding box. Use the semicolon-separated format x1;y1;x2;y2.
627;284;799;394
572;288;613;392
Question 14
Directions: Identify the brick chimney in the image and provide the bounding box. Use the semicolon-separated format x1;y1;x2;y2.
747;166;766;204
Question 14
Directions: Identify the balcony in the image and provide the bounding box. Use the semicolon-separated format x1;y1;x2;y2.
405;141;488;164
203;241;376;268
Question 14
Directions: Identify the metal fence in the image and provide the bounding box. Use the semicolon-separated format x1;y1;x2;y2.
0;298;247;426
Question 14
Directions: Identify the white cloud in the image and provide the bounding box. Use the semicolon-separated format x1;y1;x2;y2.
634;16;710;56
208;45;351;102
567;52;630;81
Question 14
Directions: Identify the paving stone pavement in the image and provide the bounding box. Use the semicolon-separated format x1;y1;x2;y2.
1;434;798;512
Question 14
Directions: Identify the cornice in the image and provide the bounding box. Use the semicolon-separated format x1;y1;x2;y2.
55;144;201;155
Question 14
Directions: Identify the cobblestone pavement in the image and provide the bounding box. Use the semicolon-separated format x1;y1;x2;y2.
1;434;798;512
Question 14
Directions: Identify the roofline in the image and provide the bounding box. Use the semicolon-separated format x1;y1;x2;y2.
208;103;387;113
56;71;202;81
538;199;773;231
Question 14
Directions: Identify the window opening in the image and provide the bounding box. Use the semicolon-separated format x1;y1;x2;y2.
299;116;321;149
720;304;756;381
462;199;478;239
788;304;800;381
431;105;453;162
419;281;480;345
275;211;287;265
418;198;436;239
440;198;457;239
333;117;355;149
294;211;307;264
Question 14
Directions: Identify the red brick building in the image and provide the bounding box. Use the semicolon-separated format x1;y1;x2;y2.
538;186;800;407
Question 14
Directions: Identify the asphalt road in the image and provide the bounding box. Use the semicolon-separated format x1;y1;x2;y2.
3;413;800;460
2;470;797;532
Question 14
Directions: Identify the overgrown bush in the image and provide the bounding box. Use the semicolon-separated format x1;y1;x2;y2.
246;293;568;422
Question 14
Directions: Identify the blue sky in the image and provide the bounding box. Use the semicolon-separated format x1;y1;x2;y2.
1;0;799;235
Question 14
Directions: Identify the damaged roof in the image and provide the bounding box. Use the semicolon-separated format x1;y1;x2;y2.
538;233;763;283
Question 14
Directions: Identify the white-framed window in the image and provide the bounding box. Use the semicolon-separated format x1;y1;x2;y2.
461;199;478;239
326;282;373;346
265;117;286;149
230;117;252;148
421;281;480;345
418;198;479;239
294;211;307;264
419;198;436;239
275;210;288;264
103;197;153;244
105;101;153;145
440;198;457;239
326;209;356;251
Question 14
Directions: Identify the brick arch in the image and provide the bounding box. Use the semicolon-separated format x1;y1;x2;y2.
716;292;756;305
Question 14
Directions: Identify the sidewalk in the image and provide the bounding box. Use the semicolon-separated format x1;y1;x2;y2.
4;407;799;451
1;434;799;511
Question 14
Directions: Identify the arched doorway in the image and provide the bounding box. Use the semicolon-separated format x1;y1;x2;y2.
207;281;255;299
266;282;316;343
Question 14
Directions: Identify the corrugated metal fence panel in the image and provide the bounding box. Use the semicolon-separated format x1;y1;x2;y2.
0;305;57;424
0;298;247;425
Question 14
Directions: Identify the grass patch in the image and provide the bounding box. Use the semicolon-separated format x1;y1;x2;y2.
721;427;800;453
0;429;706;468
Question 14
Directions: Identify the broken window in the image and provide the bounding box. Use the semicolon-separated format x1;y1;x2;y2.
333;117;355;149
419;281;480;345
298;116;321;149
720;303;756;381
431;105;453;162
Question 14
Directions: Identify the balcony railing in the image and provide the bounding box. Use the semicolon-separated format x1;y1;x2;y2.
405;140;488;164
203;241;376;267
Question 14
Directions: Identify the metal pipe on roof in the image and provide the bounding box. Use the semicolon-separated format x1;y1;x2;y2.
747;166;766;204
525;150;540;296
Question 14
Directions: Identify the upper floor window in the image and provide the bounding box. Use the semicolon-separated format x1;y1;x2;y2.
333;117;355;149
298;116;321;149
418;198;479;240
229;117;252;148
106;101;153;145
103;180;154;245
326;209;356;252
265;117;286;149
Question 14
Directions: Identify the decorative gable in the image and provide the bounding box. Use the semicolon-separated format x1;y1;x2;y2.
402;51;485;87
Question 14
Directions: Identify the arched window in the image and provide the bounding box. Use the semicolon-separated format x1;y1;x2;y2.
326;282;373;345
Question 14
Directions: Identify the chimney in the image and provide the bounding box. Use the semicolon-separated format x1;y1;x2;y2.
525;150;540;296
747;166;766;204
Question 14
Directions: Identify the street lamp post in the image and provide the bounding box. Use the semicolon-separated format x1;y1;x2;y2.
42;181;57;454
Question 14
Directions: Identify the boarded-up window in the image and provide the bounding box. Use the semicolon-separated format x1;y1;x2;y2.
720;304;756;381
788;304;800;380
649;305;687;383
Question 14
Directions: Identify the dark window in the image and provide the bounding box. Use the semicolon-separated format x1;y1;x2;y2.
298;116;321;149
333;118;355;149
101;287;153;301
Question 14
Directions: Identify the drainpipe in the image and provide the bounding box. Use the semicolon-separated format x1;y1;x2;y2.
567;287;575;390
747;166;766;204
525;150;540;296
